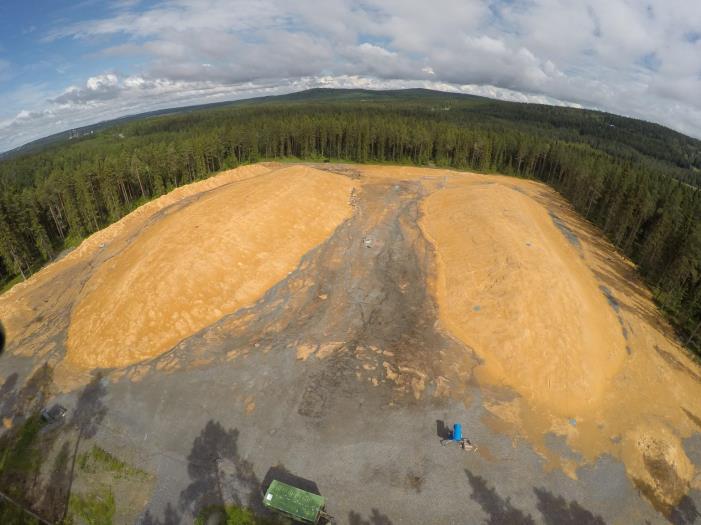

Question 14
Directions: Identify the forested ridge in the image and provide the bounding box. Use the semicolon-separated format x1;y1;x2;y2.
2;88;701;353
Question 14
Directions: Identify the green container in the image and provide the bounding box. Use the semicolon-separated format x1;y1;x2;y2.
263;480;325;524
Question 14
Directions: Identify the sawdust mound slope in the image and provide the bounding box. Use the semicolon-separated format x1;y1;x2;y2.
0;163;273;345
421;180;626;414
420;175;701;510
66;165;355;368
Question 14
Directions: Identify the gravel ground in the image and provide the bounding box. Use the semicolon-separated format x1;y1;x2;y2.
1;171;698;524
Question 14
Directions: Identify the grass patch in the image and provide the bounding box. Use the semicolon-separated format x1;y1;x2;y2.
0;499;41;524
69;486;115;525
0;274;24;294
0;415;48;523
77;445;149;481
196;505;290;525
0;415;44;479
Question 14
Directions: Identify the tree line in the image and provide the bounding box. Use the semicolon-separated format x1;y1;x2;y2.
1;95;701;353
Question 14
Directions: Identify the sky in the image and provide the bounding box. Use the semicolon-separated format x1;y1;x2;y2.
0;0;700;152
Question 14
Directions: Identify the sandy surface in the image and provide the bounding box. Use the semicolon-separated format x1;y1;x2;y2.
420;173;701;512
66;165;356;368
421;178;626;413
0;163;274;364
1;163;700;523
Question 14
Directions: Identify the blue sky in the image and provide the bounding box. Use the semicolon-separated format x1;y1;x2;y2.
0;2;133;103
1;0;700;151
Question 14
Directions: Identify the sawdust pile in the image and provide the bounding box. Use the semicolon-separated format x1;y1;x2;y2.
421;179;626;413
66;165;355;368
2;162;701;512
419;172;701;509
0;163;274;351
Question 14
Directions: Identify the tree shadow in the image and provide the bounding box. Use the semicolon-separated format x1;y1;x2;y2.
0;365;58;522
140;502;180;525
669;494;700;525
465;469;535;525
69;372;108;439
534;487;606;525
179;420;260;517
63;372;108;521
436;419;451;440
682;409;701;433
464;469;610;525
16;363;53;417
348;508;394;525
0;365;56;427
39;440;72;522
262;464;321;496
0;372;18;419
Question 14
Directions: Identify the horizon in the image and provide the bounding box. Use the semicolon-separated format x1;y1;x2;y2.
1;1;700;152
3;86;698;157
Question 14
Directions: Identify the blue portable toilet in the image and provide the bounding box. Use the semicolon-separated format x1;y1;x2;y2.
453;423;462;442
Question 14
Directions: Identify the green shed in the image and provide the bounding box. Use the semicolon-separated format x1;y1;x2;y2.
263;480;326;524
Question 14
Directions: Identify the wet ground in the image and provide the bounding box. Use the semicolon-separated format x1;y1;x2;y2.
1;165;700;524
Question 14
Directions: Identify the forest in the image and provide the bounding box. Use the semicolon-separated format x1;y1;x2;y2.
1;88;701;354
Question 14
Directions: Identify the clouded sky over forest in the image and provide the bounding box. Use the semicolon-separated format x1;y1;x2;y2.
1;0;700;151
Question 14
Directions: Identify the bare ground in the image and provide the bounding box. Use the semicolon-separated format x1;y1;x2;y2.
0;164;699;524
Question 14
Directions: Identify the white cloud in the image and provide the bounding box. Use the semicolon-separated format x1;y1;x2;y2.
3;0;701;151
86;73;118;91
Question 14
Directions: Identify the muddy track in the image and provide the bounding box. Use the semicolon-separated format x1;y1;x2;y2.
135;179;478;410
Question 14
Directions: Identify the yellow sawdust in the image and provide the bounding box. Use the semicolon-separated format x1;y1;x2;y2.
244;396;256;415
419;172;701;505
0;164;275;349
317;342;342;359
66;165;355;368
296;344;317;361
422;178;626;412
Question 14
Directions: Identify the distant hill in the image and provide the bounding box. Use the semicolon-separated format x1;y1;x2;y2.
0;99;249;160
0;88;482;159
4;88;699;173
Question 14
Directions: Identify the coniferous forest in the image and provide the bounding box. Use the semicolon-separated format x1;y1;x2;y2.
2;88;701;353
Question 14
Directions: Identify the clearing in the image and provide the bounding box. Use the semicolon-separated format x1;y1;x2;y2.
0;163;700;524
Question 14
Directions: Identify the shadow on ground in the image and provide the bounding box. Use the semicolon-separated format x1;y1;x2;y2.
61;372;109;521
262;465;321;495
0;362;69;424
465;469;535;525
179;420;260;516
0;365;111;523
436;419;452;440
465;469;607;525
0;372;18;419
348;508;394;525
141;503;180;525
534;487;605;525
39;441;72;522
669;494;701;525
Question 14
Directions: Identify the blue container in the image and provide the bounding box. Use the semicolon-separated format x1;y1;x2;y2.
453;423;462;442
